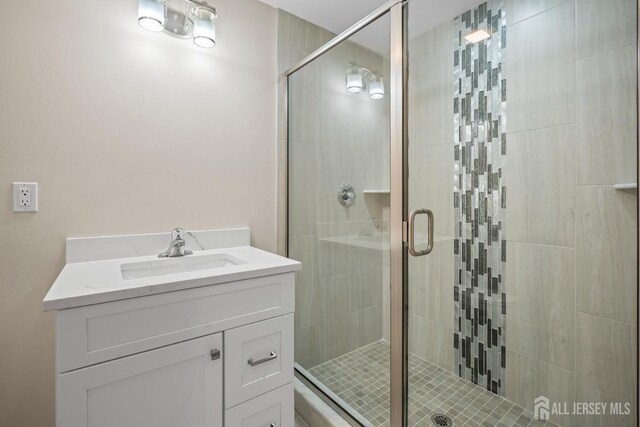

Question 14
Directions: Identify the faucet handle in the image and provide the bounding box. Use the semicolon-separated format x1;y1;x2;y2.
171;227;185;240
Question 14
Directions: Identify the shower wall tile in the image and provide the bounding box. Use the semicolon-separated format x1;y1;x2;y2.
575;313;637;426
409;144;455;238
507;1;575;133
576;45;637;186
319;274;352;362
453;0;507;393
289;235;321;330
408;19;455;148
288;62;319;145
576;186;638;324
382;241;390;343
349;305;383;352
506;125;575;247
349;245;383;312
295;325;321;368
276;10;334;74
289;142;317;236
317;239;349;278
505;350;575;427
409;315;455;372
505;0;571;25
576;0;637;59
410;239;454;326
277;138;287;246
506;242;575;370
277;236;286;257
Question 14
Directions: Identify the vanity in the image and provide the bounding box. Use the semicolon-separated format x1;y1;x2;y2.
43;228;301;427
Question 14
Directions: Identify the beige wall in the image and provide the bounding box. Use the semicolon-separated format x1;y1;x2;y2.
0;0;277;425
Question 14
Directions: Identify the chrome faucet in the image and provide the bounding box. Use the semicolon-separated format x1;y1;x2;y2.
158;227;193;258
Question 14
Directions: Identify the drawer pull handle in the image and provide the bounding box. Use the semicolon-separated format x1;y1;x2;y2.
247;351;277;367
210;349;221;361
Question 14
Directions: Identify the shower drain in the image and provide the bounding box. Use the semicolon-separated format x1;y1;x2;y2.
430;413;454;426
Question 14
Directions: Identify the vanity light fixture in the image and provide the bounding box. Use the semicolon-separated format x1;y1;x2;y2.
346;65;365;93
138;0;165;32
138;0;218;49
369;74;385;100
345;64;385;100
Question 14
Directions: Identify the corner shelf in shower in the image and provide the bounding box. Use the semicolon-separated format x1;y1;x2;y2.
613;183;637;190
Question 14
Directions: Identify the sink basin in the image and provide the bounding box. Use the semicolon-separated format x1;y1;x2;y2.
121;253;246;280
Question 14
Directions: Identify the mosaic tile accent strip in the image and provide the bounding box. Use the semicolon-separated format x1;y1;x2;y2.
453;0;507;395
308;341;555;427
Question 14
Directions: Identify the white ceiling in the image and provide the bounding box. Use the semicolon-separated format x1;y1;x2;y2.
258;0;484;53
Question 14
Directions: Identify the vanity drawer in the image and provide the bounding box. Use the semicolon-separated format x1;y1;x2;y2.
57;273;294;373
224;314;294;408
225;382;294;427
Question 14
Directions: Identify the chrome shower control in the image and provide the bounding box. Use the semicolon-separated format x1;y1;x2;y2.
338;183;356;207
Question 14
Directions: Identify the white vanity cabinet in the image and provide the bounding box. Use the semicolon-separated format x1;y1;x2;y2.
53;272;296;427
58;333;224;427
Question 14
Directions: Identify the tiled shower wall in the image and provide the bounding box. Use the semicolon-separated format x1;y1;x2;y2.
453;0;507;395
278;11;390;369
505;1;637;425
409;0;637;426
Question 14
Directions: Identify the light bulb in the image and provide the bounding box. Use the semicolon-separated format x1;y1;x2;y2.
346;67;364;93
369;76;384;99
464;29;491;44
193;8;216;48
138;0;165;32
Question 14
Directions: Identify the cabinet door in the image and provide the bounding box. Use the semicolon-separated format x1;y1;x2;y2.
58;333;222;427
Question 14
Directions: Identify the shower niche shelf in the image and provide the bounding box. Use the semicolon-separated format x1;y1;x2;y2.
613;183;637;190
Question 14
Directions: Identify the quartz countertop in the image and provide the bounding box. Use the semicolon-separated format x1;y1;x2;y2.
43;246;301;312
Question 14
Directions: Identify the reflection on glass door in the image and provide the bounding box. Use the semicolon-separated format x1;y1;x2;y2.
286;12;393;426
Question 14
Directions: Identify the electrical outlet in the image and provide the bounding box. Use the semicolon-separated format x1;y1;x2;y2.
12;182;38;213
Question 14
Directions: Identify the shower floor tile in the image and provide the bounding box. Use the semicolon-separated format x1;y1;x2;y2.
308;340;557;427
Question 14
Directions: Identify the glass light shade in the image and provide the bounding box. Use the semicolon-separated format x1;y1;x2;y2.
369;76;384;99
346;67;364;93
138;0;165;32
193;8;216;48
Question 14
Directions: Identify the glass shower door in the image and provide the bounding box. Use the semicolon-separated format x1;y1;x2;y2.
287;13;394;426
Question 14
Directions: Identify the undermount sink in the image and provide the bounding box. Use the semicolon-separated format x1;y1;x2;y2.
120;253;246;280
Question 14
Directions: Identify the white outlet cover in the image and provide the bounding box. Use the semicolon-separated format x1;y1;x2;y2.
12;182;38;213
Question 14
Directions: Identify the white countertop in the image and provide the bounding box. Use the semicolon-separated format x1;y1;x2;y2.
43;246;301;312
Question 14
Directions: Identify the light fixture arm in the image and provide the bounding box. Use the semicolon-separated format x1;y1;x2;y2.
185;0;217;18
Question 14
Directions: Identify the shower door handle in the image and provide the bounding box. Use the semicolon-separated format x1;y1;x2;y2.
408;208;434;256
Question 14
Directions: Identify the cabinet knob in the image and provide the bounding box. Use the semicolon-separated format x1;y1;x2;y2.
210;349;221;361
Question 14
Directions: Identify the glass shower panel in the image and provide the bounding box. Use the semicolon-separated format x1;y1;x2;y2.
406;0;638;426
287;14;392;426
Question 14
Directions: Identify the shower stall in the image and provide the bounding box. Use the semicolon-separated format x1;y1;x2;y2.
281;0;639;425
